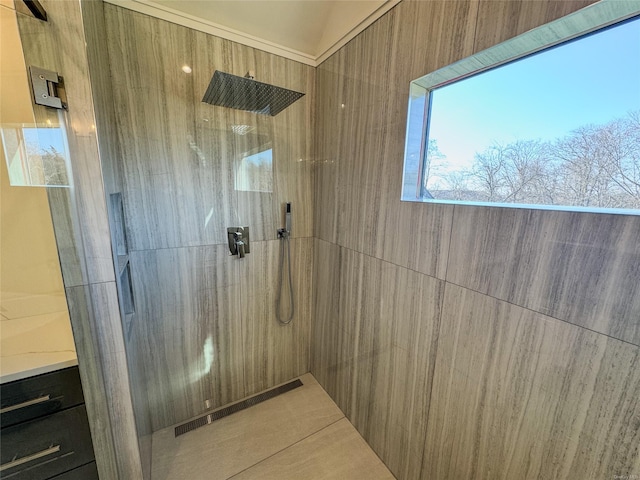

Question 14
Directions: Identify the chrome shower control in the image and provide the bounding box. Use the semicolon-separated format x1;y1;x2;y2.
227;227;250;257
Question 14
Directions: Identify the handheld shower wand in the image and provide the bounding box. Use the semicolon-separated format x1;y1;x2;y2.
285;202;292;235
278;202;292;238
276;202;294;324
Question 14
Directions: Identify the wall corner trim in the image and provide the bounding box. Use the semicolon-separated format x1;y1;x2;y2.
102;0;402;67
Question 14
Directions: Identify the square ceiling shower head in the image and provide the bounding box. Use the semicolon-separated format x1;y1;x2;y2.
202;70;305;116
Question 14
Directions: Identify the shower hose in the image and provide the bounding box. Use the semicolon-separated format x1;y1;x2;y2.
276;233;294;324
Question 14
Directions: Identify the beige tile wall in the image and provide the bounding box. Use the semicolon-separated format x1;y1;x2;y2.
312;0;640;479
103;4;315;431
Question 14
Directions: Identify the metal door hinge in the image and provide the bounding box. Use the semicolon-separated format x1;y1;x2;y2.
23;0;47;21
29;66;67;110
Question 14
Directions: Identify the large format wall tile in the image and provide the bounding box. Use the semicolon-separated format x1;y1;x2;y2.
312;1;635;479
473;0;596;53
65;282;144;479
311;240;444;480
125;322;153;479
313;1;478;279
105;4;314;251
424;283;640;478
242;238;313;395
447;205;640;345
129;244;244;430
81;1;153;476
65;285;119;479
310;239;343;398
129;239;313;430
105;3;315;434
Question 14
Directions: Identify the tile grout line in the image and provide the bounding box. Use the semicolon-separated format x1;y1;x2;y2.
418;279;447;478
129;236;315;254
313;237;640;349
444;205;457;282
314;237;443;281
442;277;640;348
224;416;346;480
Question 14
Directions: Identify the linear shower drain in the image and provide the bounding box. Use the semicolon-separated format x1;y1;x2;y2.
174;379;303;437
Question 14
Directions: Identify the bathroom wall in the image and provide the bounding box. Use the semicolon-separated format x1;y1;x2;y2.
312;1;640;479
102;4;315;431
14;0;144;478
80;1;154;477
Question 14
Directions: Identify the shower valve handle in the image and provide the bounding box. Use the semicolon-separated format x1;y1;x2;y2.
227;227;250;258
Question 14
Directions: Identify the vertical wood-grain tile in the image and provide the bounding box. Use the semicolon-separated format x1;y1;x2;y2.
47;188;88;288
88;282;145;479
107;5;314;250
423;283;640;479
310;239;343;394
65;285;119;480
106;5;200;251
125;322;153;480
105;3;315;434
129;245;245;430
314;1;475;279
352;254;444;480
66;283;144;479
473;0;596;54
241;238;313;395
313;53;344;244
314;1;639;480
312;240;445;479
447;206;640;345
82;2;153;476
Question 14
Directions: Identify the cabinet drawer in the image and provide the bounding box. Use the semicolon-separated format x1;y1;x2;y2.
1;367;84;428
1;405;94;480
50;462;99;480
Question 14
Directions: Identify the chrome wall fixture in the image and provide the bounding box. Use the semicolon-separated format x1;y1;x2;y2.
227;227;249;258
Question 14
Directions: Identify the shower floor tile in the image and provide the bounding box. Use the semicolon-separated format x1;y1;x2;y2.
151;373;395;480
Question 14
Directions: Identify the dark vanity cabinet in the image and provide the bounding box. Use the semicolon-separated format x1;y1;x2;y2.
0;367;99;479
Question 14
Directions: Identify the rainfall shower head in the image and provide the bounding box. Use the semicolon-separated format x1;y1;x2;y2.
202;70;305;116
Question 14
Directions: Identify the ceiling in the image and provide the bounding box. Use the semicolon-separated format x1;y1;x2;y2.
107;0;400;66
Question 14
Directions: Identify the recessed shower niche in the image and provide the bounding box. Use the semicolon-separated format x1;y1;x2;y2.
109;192;135;338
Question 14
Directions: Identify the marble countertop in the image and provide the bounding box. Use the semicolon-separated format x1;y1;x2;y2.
1;310;78;384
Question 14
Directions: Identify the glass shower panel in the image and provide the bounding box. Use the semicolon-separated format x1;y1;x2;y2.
0;4;71;187
0;2;75;379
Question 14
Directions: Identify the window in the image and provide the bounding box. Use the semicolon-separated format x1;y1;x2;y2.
235;144;273;193
2;122;71;187
402;2;640;214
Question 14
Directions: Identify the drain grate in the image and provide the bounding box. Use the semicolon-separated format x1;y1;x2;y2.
175;379;303;437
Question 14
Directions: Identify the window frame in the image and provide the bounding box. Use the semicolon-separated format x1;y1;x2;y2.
401;0;640;215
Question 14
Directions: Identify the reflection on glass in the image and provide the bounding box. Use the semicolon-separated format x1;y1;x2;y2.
1;117;71;187
0;3;71;188
0;2;76;378
235;145;273;193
